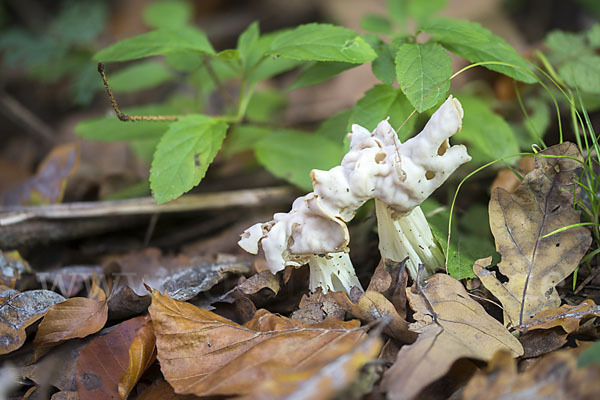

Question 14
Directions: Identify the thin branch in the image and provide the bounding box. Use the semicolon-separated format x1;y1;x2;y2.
97;62;179;122
0;186;295;226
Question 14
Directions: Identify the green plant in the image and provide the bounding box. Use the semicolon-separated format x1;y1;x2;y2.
79;0;599;279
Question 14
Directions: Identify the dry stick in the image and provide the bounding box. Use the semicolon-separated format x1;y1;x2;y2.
0;186;295;226
97;62;179;122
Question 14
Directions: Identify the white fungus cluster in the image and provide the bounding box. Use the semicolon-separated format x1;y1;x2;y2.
239;96;471;293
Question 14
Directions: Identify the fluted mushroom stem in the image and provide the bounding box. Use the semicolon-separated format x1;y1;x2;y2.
375;199;445;279
307;252;363;294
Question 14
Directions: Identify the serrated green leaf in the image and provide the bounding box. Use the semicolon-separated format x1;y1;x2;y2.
349;84;415;141
455;94;519;162
360;14;392;34
237;21;259;63
288;62;356;90
150;115;228;204
94;27;215;62
269;23;377;63
254;130;344;191
558;55;600;94
223;125;272;158
588;23;600;47
423;18;535;83
75;105;175;141
370;39;396;85
143;0;192;29
395;42;451;112
108;61;173;92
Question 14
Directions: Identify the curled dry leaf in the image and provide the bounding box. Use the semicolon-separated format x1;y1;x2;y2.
118;316;157;399
76;315;153;400
475;143;592;327
33;281;108;361
236;270;281;296
0;142;80;206
148;289;366;397
0;289;65;355
331;290;416;344
515;299;600;334
381;274;523;400
519;327;568;359
463;346;600;400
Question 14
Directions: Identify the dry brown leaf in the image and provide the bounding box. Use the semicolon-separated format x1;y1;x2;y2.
475;142;592;327
51;391;79;400
366;259;409;318
33;281;108;360
381;274;523;400
236;270;281;296
463;346;600;400
148;289;366;397
118;316;156;399
520;327;568;358
76;315;151;399
516;299;600;334
1;143;80;206
331;290;416;344
0;289;65;355
246;332;382;400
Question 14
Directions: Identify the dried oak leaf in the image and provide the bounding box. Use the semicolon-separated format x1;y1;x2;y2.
366;259;409;319
76;315;153;400
33;281;108;360
148;289;367;397
0;289;65;355
475;142;592;328
463;346;600;400
516;299;600;334
381;274;523;400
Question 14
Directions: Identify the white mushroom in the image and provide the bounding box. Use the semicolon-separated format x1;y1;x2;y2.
239;95;470;291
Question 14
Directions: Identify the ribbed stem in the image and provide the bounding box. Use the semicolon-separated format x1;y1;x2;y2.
307;252;363;294
375;199;445;279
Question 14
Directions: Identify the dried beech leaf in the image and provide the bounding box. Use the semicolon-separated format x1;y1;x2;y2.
136;379;199;400
148;289;365;397
477;143;592;327
516;299;600;334
33;282;108;360
381;274;523;400
0;289;65;355
247;332;382;400
331;290;416;343
463;346;600;400
118;316;156;399
76;316;151;399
